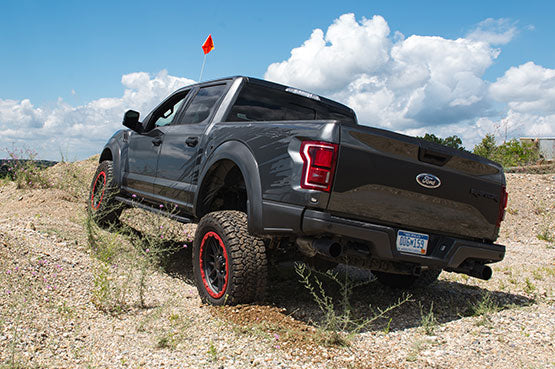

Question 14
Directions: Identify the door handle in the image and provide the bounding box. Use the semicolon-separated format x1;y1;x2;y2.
152;137;163;146
186;137;199;147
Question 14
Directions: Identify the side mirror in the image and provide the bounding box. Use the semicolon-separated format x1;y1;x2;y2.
122;110;142;133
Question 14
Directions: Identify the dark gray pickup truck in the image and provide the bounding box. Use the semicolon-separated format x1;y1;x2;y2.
89;76;508;305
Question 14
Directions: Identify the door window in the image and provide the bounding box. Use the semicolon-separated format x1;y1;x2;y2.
153;93;189;128
154;98;187;127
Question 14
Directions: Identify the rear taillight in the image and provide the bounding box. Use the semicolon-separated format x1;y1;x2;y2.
300;141;338;192
496;186;508;227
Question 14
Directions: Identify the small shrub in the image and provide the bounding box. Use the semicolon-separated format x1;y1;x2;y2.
383;318;392;334
465;292;499;326
536;228;554;243
85;201;189;312
207;341;218;362
470;292;499;316
420;302;437;335
473;134;539;167
506;207;519;215
91;263;129;314
156;332;178;349
295;262;410;346
523;278;536;294
2;146;51;189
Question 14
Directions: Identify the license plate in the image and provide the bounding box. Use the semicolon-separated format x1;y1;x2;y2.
396;230;429;255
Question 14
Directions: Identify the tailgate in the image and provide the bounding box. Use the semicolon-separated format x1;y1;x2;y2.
327;126;506;241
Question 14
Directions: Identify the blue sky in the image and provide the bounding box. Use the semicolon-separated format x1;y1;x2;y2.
1;0;554;159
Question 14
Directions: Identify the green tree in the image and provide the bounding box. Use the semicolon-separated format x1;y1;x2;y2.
473;134;497;160
419;133;465;150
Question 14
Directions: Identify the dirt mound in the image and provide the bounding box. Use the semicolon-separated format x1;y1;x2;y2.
0;161;553;368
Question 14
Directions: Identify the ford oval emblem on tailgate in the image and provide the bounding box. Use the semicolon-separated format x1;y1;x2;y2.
416;173;441;189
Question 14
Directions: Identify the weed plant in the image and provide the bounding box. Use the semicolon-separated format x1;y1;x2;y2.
2;147;51;189
420;302;437;335
465;292;499;327
295;262;410;346
85;200;192;314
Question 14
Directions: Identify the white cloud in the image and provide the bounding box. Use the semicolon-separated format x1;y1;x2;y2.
0;70;195;160
265;13;498;135
466;18;518;45
265;14;553;149
265;14;392;92
484;62;555;141
490;62;555;114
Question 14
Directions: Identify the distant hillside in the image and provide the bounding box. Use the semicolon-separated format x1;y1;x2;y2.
0;159;58;177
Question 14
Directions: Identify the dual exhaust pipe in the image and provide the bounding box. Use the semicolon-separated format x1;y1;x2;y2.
296;237;494;281
296;237;343;259
448;263;493;281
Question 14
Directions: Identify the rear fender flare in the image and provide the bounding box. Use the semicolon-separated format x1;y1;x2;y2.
194;141;263;235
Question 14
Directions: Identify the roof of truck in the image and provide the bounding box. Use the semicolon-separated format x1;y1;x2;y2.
181;76;356;118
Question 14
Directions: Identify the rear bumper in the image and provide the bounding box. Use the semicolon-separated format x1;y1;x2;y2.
301;209;505;269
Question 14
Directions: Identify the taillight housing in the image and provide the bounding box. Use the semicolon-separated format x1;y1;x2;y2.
496;186;508;227
300;141;338;192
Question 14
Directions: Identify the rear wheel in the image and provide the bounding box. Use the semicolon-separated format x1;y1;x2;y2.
193;211;267;305
373;268;442;289
88;161;122;226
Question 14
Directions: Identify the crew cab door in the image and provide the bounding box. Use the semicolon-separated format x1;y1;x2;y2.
122;89;191;199
154;83;229;213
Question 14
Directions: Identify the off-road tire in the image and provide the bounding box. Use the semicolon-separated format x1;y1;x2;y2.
193;211;267;305
373;268;442;289
88;160;122;226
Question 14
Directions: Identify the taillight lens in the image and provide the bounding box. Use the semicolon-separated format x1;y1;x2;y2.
300;141;338;192
496;186;508;227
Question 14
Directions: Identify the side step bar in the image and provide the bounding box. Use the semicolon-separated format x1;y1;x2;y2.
115;196;193;224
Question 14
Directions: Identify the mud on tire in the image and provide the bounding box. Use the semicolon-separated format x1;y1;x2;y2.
373;268;442;289
193;211;267;305
88;160;122;226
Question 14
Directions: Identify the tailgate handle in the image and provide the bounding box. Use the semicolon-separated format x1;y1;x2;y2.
418;147;452;166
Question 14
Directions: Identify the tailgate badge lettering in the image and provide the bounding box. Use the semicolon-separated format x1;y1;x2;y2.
416;173;441;189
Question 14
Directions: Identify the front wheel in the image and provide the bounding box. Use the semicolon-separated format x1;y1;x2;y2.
193;211;267;305
88;160;122;226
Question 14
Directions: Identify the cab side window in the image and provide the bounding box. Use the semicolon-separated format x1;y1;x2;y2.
150;91;189;129
177;84;227;125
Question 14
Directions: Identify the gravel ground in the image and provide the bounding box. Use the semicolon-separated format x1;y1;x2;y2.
0;162;554;369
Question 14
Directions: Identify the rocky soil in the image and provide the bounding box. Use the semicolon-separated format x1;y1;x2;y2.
0;160;553;368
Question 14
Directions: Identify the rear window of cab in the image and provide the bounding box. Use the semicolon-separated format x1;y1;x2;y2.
225;83;356;124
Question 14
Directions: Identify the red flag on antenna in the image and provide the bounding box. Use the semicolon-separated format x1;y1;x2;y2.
202;34;214;55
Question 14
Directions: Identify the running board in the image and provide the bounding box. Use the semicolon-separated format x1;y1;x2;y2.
115;196;193;224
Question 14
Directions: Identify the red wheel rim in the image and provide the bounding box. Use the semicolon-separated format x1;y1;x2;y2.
91;171;107;210
199;231;229;299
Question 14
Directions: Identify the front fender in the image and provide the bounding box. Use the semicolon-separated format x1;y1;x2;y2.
194;140;263;235
99;130;126;187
